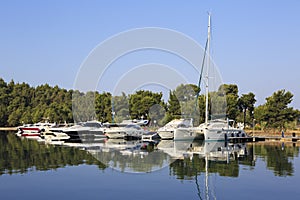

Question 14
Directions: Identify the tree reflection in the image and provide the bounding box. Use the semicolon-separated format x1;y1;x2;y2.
170;155;241;179
0;133;106;175
1;132;299;178
252;142;299;177
170;141;299;180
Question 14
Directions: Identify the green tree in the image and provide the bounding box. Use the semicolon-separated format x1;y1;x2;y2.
254;105;267;130
8;108;23;126
20;107;33;124
7;82;34;126
209;89;227;120
197;94;206;123
166;90;181;122
219;84;239;120
129;90;163;120
73;91;98;122
112;92;130;123
174;84;200;120
238;92;256;126
95;92;112;122
165;84;200;124
263;90;297;129
32;106;45;123
148;104;166;126
173;84;200;102
0;78;74;126
0;78;9;126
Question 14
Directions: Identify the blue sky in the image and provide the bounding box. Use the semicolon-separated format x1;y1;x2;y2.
1;0;299;108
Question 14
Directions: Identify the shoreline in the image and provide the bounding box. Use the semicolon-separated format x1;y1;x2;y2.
1;127;300;138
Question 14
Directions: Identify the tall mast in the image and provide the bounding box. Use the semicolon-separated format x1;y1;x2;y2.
205;13;211;124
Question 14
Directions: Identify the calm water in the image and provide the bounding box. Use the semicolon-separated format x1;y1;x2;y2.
1;132;300;200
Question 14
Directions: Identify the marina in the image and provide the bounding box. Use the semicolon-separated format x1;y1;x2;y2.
4;123;299;144
1;1;300;199
9;118;254;145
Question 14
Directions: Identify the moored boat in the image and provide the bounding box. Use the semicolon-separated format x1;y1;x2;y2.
174;125;205;141
63;121;106;142
16;127;43;139
39;130;70;144
157;119;193;140
204;119;248;141
105;124;146;139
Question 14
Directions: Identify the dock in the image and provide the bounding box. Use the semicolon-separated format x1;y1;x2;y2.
252;136;300;142
0;127;18;131
226;135;300;143
227;136;255;143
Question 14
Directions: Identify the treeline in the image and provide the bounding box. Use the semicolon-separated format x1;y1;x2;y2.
0;78;73;126
0;78;299;130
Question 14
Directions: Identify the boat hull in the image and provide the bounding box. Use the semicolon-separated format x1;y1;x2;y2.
105;131;142;139
157;131;174;140
204;129;227;141
105;131;126;139
64;130;106;142
174;128;204;141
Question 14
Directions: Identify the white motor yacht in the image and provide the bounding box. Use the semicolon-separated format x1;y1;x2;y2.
38;130;70;145
63;121;106;142
173;122;205;141
105;124;146;139
203;119;248;141
157;119;192;140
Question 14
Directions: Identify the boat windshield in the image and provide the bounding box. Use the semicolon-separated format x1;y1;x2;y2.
177;124;189;128
84;122;102;128
125;124;141;130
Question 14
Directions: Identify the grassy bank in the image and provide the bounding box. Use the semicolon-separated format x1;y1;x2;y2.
246;129;300;137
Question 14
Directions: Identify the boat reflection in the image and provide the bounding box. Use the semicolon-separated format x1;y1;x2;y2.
157;140;247;162
1;132;298;180
85;139;249;174
86;139;169;173
160;140;249;200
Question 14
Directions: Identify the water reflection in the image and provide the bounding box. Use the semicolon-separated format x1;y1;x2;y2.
0;132;299;179
161;141;246;178
87;139;169;173
0;132;105;175
252;141;299;176
86;139;249;173
166;141;299;200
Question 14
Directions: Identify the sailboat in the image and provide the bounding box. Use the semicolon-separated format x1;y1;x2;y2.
201;15;249;141
173;15;213;141
174;14;248;141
